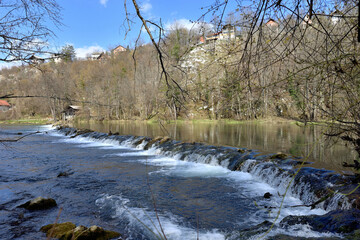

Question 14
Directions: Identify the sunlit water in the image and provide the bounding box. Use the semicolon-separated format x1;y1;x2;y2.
0;125;342;239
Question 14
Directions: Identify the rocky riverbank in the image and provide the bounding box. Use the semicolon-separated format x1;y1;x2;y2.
15;196;122;239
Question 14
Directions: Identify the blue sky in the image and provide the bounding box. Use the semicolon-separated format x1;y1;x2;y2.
0;0;239;68
52;0;216;58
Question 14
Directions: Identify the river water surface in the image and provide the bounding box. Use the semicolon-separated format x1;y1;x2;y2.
0;123;349;239
74;120;357;172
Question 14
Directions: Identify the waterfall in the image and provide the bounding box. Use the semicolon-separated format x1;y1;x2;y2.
57;127;356;211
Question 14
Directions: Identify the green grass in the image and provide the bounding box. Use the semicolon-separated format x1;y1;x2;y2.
291;121;330;127
0;118;53;125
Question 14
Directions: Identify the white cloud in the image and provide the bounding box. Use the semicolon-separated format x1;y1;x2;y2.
140;1;152;13
75;45;106;59
165;19;194;31
100;0;108;7
165;19;214;33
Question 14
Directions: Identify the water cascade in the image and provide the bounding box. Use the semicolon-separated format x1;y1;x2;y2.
57;126;359;212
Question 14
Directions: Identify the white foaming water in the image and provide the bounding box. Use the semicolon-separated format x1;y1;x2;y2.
113;150;151;157
53;129;333;238
39;124;56;131
134;154;328;223
95;194;225;240
240;159;351;211
54;135;129;150
141;156;230;177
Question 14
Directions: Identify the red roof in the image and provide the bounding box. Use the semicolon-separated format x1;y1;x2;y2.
0;100;10;106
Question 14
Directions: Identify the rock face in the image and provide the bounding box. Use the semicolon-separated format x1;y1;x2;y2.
280;209;360;235
18;197;57;210
40;222;121;240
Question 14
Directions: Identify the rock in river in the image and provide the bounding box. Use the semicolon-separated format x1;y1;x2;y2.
264;192;273;199
57;171;71;177
18;197;57;210
40;222;122;240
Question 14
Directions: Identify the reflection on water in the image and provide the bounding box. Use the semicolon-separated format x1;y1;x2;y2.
73;121;357;172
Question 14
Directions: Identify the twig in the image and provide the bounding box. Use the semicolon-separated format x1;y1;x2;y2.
47;207;63;240
0;131;40;142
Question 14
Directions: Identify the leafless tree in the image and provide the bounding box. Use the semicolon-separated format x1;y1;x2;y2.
0;0;62;63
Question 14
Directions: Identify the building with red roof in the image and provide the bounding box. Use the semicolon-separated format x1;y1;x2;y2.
0;100;11;111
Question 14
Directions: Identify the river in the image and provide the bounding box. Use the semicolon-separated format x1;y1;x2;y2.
73;120;357;172
0;123;351;239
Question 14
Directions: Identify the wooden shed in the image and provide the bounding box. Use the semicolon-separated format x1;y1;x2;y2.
62;105;81;120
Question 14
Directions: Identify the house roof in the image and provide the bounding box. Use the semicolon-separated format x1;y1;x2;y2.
29;55;45;61
112;45;127;53
114;45;126;50
266;19;278;24
0;100;10;106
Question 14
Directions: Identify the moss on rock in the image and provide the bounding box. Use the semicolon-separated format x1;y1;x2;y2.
40;222;76;238
40;222;121;240
270;153;287;160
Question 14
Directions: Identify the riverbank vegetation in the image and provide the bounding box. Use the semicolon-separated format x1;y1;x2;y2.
0;117;52;125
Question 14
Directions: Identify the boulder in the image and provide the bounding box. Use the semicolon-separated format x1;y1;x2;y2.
40;222;76;238
18;197;57;210
40;222;121;240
